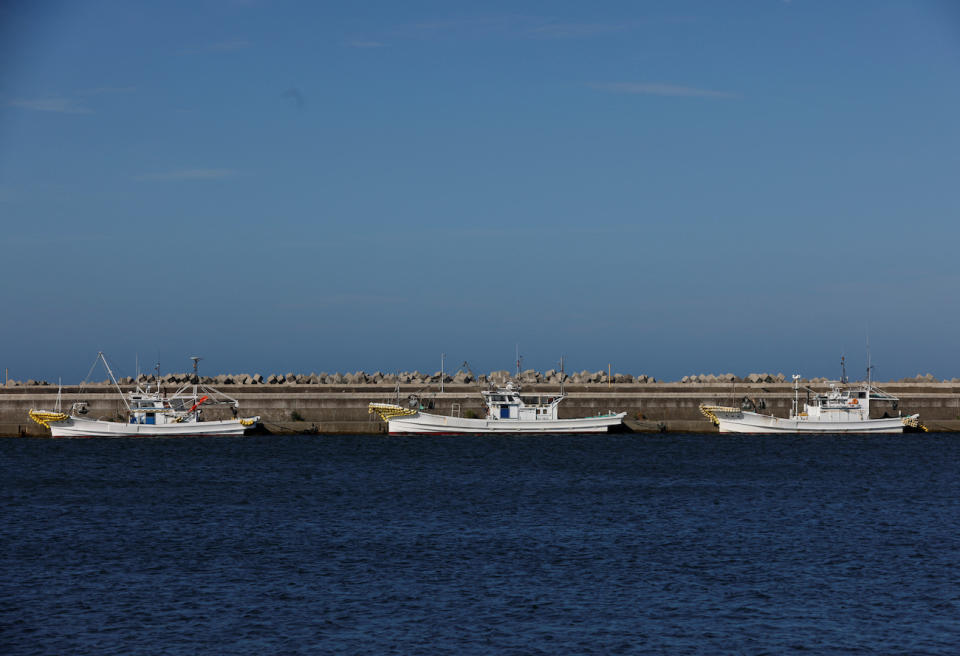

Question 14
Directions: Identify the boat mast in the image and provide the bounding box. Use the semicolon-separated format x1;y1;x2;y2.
191;357;202;399
559;355;565;396
792;374;800;419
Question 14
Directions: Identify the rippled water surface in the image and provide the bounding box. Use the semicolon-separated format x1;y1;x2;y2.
2;434;960;654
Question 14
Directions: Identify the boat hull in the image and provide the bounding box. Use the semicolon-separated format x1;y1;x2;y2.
45;416;259;438
386;411;626;435
711;409;912;434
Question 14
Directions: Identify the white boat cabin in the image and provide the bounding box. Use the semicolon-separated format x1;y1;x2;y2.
481;382;563;421
793;382;898;422
128;389;204;425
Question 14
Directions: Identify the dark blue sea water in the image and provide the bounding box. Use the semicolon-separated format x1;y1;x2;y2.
2;434;959;655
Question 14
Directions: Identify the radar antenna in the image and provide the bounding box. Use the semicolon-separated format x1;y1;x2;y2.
190;356;203;386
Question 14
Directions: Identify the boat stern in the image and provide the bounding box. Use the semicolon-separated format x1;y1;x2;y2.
901;414;928;432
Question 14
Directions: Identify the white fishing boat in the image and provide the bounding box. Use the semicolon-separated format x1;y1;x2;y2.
369;380;625;435
29;353;259;437
700;374;921;434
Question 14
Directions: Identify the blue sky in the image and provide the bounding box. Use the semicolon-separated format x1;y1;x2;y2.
2;0;959;382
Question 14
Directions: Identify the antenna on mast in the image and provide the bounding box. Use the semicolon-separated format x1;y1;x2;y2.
559;355;565;396
515;344;522;380
840;355;847;384
191;356;202;385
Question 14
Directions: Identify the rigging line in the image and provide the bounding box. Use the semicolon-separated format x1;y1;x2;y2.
78;355;102;396
98;352;131;412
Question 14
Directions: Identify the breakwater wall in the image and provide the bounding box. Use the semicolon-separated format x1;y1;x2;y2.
3;375;959;436
8;369;956;388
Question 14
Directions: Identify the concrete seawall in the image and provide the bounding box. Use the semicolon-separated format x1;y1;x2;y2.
3;381;959;436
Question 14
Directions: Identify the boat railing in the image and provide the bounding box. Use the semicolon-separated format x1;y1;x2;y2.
864;383;899;401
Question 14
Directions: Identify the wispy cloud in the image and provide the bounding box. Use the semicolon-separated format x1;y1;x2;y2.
592;82;737;99
389;15;532;40
135;169;239;182
529;21;635;39
382;14;692;41
178;39;251;55
7;97;92;114
406;17;498;32
79;85;137;96
347;39;386;48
